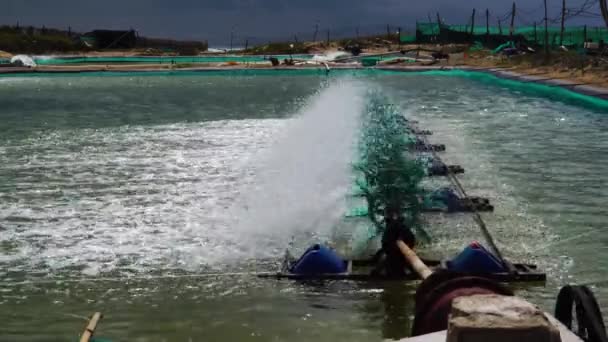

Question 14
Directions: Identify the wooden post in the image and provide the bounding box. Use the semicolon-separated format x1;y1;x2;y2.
436;12;442;43
600;0;608;29
509;2;516;40
498;17;503;35
79;312;103;342
534;22;538;43
486;9;490;41
387;24;391;41
544;0;550;57
470;8;476;38
583;25;587;43
396;241;433;280
398;27;402;47
229;31;234;52
560;0;566;46
326;29;330;46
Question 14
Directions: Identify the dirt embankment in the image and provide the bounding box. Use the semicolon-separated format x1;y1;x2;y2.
457;50;608;88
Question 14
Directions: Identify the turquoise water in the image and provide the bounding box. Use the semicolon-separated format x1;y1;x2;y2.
0;72;607;341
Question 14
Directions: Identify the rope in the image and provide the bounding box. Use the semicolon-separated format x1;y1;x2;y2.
412;122;511;271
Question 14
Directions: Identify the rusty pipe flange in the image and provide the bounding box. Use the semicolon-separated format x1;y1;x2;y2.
412;276;513;336
414;269;462;311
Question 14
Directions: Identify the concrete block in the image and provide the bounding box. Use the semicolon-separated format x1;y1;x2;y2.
447;295;561;342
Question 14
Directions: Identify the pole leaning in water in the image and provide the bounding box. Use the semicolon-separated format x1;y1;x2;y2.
397;240;432;279
413;123;513;273
80;312;102;342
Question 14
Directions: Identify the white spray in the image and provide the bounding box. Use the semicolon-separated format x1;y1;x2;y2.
226;80;365;261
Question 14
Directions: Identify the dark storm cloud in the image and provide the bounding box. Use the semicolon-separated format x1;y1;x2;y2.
2;0;603;45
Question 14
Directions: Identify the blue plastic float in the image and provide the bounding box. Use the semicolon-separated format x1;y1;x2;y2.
290;244;348;275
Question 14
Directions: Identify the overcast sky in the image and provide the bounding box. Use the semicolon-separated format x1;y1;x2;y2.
2;0;604;46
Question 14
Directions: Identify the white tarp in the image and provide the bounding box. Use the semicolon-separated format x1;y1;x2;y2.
10;55;37;67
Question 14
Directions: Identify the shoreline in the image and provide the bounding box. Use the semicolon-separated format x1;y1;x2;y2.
2;64;607;102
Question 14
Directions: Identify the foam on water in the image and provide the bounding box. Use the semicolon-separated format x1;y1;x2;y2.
0;79;364;277
0;120;284;276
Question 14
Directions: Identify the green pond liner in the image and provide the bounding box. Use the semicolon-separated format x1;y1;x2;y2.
389;69;608;112
361;58;378;67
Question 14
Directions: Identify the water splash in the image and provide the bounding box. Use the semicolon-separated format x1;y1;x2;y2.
227;80;364;260
312;51;351;62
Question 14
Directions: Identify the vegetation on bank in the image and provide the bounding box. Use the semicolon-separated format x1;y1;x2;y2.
0;26;87;54
0;25;208;55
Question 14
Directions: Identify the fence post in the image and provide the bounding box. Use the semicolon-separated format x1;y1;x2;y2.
498;18;503;35
398;27;402;47
583;25;587;43
509;2;516;40
436;12;442;43
544;0;550;58
560;0;566;45
486;9;490;42
470;8;476;41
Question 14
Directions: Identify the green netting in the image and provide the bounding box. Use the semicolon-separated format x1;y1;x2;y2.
351;91;428;244
416;22;608;48
400;35;416;43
